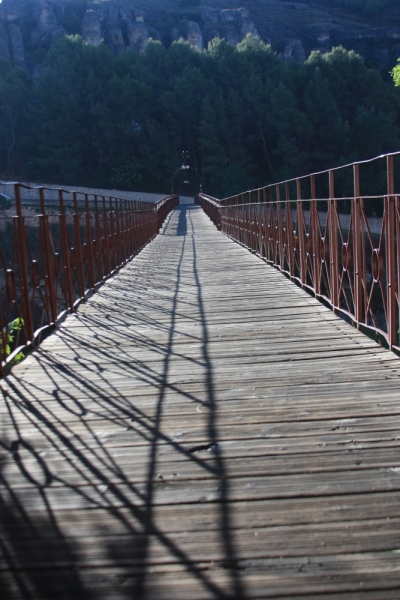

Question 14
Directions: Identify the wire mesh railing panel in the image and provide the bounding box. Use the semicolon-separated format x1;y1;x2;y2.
196;152;400;354
0;183;179;376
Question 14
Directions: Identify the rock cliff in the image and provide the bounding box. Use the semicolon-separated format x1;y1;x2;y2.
0;0;398;75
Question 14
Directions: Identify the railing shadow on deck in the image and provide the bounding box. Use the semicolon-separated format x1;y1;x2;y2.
0;184;179;378
0;205;245;599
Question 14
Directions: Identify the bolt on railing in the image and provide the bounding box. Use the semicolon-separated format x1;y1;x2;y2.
0;183;179;376
196;152;400;355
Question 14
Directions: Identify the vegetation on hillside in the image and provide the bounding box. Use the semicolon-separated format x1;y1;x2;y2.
334;0;395;16
392;59;400;86
0;35;399;197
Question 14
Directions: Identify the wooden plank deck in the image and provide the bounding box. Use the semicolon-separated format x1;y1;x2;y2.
1;204;400;599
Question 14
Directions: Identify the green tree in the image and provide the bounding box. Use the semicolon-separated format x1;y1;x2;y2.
303;68;345;168
391;59;400;87
2;31;399;198
334;0;394;15
29;40;85;184
0;58;30;175
268;82;313;178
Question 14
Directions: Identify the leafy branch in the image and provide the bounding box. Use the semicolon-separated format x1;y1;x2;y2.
1;317;25;365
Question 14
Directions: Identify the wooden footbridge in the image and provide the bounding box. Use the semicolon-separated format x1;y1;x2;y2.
1;153;400;599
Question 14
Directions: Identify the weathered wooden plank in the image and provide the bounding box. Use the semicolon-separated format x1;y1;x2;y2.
1;204;400;599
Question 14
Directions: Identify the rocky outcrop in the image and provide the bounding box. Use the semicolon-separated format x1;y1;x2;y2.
31;1;65;49
0;0;398;73
127;11;149;53
9;24;27;70
0;24;10;60
107;5;120;27
241;18;259;39
186;21;204;52
148;26;162;43
218;8;259;46
106;27;125;55
203;10;220;24
0;0;65;53
334;27;400;70
283;39;306;64
222;25;240;47
81;10;102;46
32;1;57;36
0;0;30;24
203;27;221;46
102;4;124;53
301;26;331;54
202;10;220;45
171;28;180;43
220;8;249;23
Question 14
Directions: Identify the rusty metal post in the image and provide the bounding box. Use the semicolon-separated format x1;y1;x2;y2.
386;155;396;349
126;200;132;254
236;195;240;241
115;199;122;264
94;195;104;281
285;183;294;277
0;294;4;376
102;197;111;276
73;193;86;299
266;187;273;261
120;199;126;261
353;164;362;328
15;184;34;342
85;194;95;290
271;185;281;266
310;175;320;296
261;188;267;258
297;179;307;286
329;170;339;309
109;198;117;269
277;183;284;269
257;189;262;256
246;200;250;248
131;201;137;254
39;188;57;323
58;190;74;310
396;193;400;347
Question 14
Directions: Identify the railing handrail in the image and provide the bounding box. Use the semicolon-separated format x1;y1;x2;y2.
196;193;221;208
0;181;160;212
219;150;400;206
196;151;400;355
0;183;179;376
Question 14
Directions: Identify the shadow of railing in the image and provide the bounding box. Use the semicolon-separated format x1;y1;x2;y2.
0;205;245;599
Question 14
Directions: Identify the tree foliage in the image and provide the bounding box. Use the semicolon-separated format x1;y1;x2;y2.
0;35;399;196
334;0;394;16
392;59;400;87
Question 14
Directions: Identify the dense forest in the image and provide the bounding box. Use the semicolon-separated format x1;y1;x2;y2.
0;33;400;197
334;0;395;16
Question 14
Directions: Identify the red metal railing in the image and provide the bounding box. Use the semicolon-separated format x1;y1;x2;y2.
0;183;179;375
196;152;400;354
